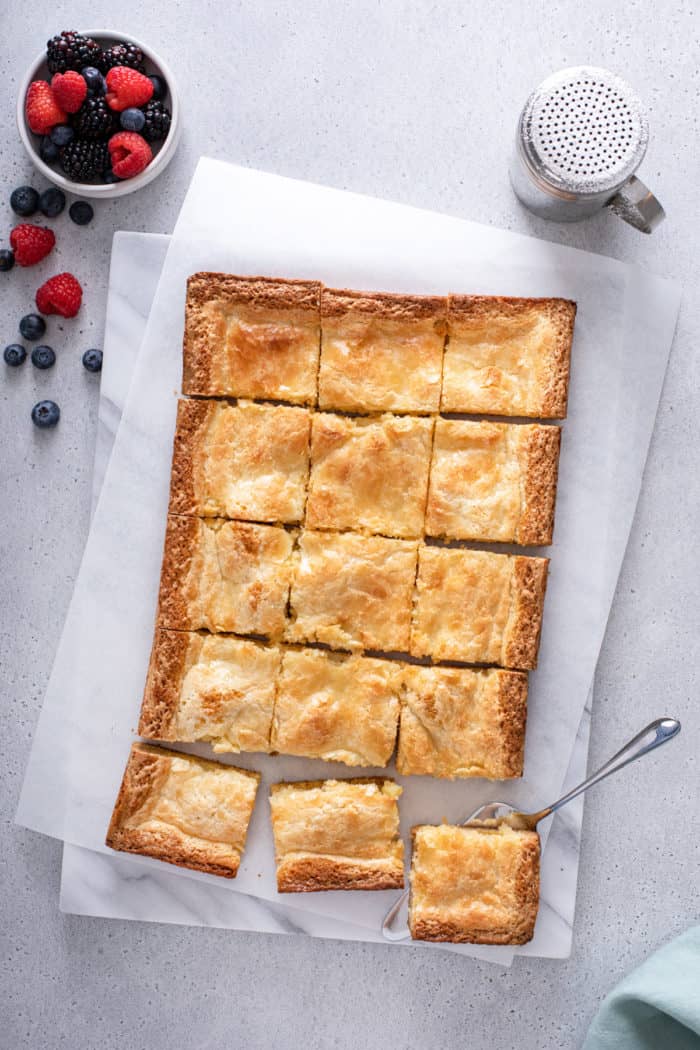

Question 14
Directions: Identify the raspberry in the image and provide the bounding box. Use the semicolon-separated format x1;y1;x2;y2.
25;80;66;135
9;224;56;267
108;132;153;179
50;71;87;114
46;31;103;74
105;66;153;111
36;273;83;318
101;43;146;73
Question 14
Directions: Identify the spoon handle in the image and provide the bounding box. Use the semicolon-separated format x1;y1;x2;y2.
534;717;681;822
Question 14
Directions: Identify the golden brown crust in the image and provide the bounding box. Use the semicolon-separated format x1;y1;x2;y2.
183;273;321;404
503;557;549;669
322;286;447;321
168;398;208;518
497;671;529;777
516;425;561;545
276;855;404;892
107;822;243;879
139;628;190;740
106;743;261;879
188;272;321;312
408;824;540;944
156;513;198;630
443;295;577;418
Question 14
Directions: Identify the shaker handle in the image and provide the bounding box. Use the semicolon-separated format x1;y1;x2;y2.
607;175;666;234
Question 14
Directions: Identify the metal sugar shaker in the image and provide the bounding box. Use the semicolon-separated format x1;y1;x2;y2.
509;66;665;233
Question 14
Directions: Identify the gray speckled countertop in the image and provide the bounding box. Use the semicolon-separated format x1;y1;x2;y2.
2;2;699;1048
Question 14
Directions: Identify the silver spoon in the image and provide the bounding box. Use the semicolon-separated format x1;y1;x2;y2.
382;716;681;941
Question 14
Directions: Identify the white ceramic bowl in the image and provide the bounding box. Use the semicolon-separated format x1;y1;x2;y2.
16;29;180;199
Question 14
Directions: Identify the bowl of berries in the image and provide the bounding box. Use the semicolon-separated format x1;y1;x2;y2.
17;29;180;198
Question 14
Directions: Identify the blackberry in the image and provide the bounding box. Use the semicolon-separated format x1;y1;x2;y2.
74;97;115;139
46;31;102;75
60;139;109;182
142;100;172;142
101;42;146;72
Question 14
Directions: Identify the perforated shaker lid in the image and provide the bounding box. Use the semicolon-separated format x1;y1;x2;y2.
519;67;649;197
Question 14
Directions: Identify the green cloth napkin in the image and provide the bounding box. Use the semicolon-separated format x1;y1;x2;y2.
583;927;700;1050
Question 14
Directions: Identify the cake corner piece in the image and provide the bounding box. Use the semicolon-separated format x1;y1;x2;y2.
182;273;321;403
443;294;576;419
106;741;260;879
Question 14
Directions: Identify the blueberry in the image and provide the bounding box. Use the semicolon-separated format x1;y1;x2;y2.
10;185;39;216
39;187;66;218
69;201;94;226
31;400;60;428
40;136;60;163
82;348;103;373
4;344;27;367
82;66;106;94
50;124;74;147
148;75;166;101
120;107;145;132
102;169;119;184
19;314;46;341
31;345;56;370
0;249;15;272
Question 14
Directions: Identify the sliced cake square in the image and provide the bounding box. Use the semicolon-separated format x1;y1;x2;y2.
318;287;446;412
306;412;433;539
169;399;311;524
397;665;527;779
426;419;561;545
139;629;280;753
409;823;540;944
106;742;260;879
270;778;404;891
157;515;294;637
410;546;548;669
442;295;576;418
272;648;401;767
183;273;321;404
